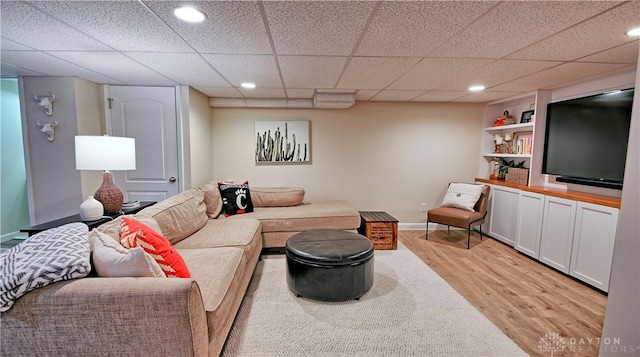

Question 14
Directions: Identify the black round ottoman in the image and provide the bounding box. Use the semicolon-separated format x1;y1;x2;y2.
285;230;374;302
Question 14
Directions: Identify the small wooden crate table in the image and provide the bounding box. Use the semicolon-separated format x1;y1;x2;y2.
358;211;398;250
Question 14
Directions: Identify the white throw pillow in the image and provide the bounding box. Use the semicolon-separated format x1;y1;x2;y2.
91;230;165;278
441;183;484;212
0;223;91;312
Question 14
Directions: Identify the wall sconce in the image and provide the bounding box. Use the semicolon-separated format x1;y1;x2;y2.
34;92;55;116
37;121;58;142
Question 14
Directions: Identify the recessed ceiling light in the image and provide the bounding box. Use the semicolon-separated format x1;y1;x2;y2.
469;85;485;92
173;6;206;23
241;82;256;89
626;26;640;37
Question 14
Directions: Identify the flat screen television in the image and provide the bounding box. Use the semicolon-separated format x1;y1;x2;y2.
542;88;634;190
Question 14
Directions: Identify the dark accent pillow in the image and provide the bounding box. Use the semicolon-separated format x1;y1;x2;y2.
218;180;254;216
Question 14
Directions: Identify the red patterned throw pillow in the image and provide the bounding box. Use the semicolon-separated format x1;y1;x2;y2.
120;217;190;278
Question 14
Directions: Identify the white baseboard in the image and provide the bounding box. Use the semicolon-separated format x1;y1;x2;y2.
1;231;28;243
399;223;463;231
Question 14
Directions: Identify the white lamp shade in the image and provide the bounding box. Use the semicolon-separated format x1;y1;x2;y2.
75;136;136;171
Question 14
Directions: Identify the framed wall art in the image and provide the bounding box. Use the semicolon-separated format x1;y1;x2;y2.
255;120;310;164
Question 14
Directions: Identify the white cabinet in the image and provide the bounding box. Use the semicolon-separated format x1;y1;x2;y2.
539;196;577;274
570;202;619;292
488;185;520;246
515;191;545;259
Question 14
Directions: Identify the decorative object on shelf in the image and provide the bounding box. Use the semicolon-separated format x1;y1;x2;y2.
499;159;526;180
504;133;513;154
494;134;503;153
505;167;529;185
79;196;104;221
513;131;533;154
33;92;55;115
520;110;534;123
490;158;500;180
255;120;310;164
36;121;58;142
493;110;515;126
75;135;136;214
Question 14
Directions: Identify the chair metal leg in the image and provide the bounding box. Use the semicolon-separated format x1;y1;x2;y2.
425;222;429;240
467;227;471;249
447;225;450;235
480;225;483;240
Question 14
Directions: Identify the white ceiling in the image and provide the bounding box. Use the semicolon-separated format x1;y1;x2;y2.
1;0;638;103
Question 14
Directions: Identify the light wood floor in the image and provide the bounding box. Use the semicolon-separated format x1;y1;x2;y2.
399;230;607;357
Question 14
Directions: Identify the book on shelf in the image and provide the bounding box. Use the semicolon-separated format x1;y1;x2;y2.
122;201;140;209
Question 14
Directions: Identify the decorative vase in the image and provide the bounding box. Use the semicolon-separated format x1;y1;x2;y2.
79;196;104;221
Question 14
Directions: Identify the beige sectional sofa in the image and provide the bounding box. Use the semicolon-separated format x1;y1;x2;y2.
1;184;360;357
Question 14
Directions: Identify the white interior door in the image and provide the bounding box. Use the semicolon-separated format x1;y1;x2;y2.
106;86;179;203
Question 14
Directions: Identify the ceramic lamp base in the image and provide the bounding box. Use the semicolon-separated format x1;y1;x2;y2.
94;171;124;214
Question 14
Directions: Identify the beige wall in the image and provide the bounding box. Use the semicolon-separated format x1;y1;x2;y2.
75;78;104;199
211;101;485;223
187;87;213;188
600;54;639;354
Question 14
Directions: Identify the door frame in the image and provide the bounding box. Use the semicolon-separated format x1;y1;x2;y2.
102;85;187;194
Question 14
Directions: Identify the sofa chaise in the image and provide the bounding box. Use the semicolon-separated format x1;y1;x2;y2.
1;183;360;356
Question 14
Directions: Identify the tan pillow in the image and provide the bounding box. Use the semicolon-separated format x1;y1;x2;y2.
95;215;160;242
137;189;207;244
251;187;305;207
195;181;223;218
90;230;165;278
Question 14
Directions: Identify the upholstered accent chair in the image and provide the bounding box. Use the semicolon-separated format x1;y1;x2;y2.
426;184;490;249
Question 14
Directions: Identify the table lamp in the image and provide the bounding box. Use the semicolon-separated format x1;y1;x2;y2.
75;135;136;214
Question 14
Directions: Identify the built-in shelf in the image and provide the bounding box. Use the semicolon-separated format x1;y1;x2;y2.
483;153;532;158
484;122;535;132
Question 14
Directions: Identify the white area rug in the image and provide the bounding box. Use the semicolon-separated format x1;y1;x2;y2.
222;243;528;356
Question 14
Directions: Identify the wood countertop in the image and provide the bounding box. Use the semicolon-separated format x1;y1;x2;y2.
475;178;621;209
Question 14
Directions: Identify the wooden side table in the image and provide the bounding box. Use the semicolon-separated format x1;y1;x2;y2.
20;201;156;237
358;211;398;250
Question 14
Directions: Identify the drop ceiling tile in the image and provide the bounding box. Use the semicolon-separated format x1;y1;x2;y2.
145;1;272;54
432;1;620;59
411;91;469;102
278;56;347;88
508;2;640;61
469;60;563;88
48;51;175;85
29;1;192;52
286;89;315;98
452;91;527;103
125;52;228;86
371;90;426;102
1;37;32;50
388;58;494;91
193;87;242;98
202;54;281;88
491;62;630;92
0;1;111;50
356;1;496;57
577;41;639;64
355;90;380;101
239;88;286;98
264;1;375;56
1;51;121;84
337;57;421;90
0;61;44;77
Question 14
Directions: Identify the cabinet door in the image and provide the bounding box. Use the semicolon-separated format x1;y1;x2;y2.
515;191;545;259
488;186;520;246
570;202;618;292
539;196;576;273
